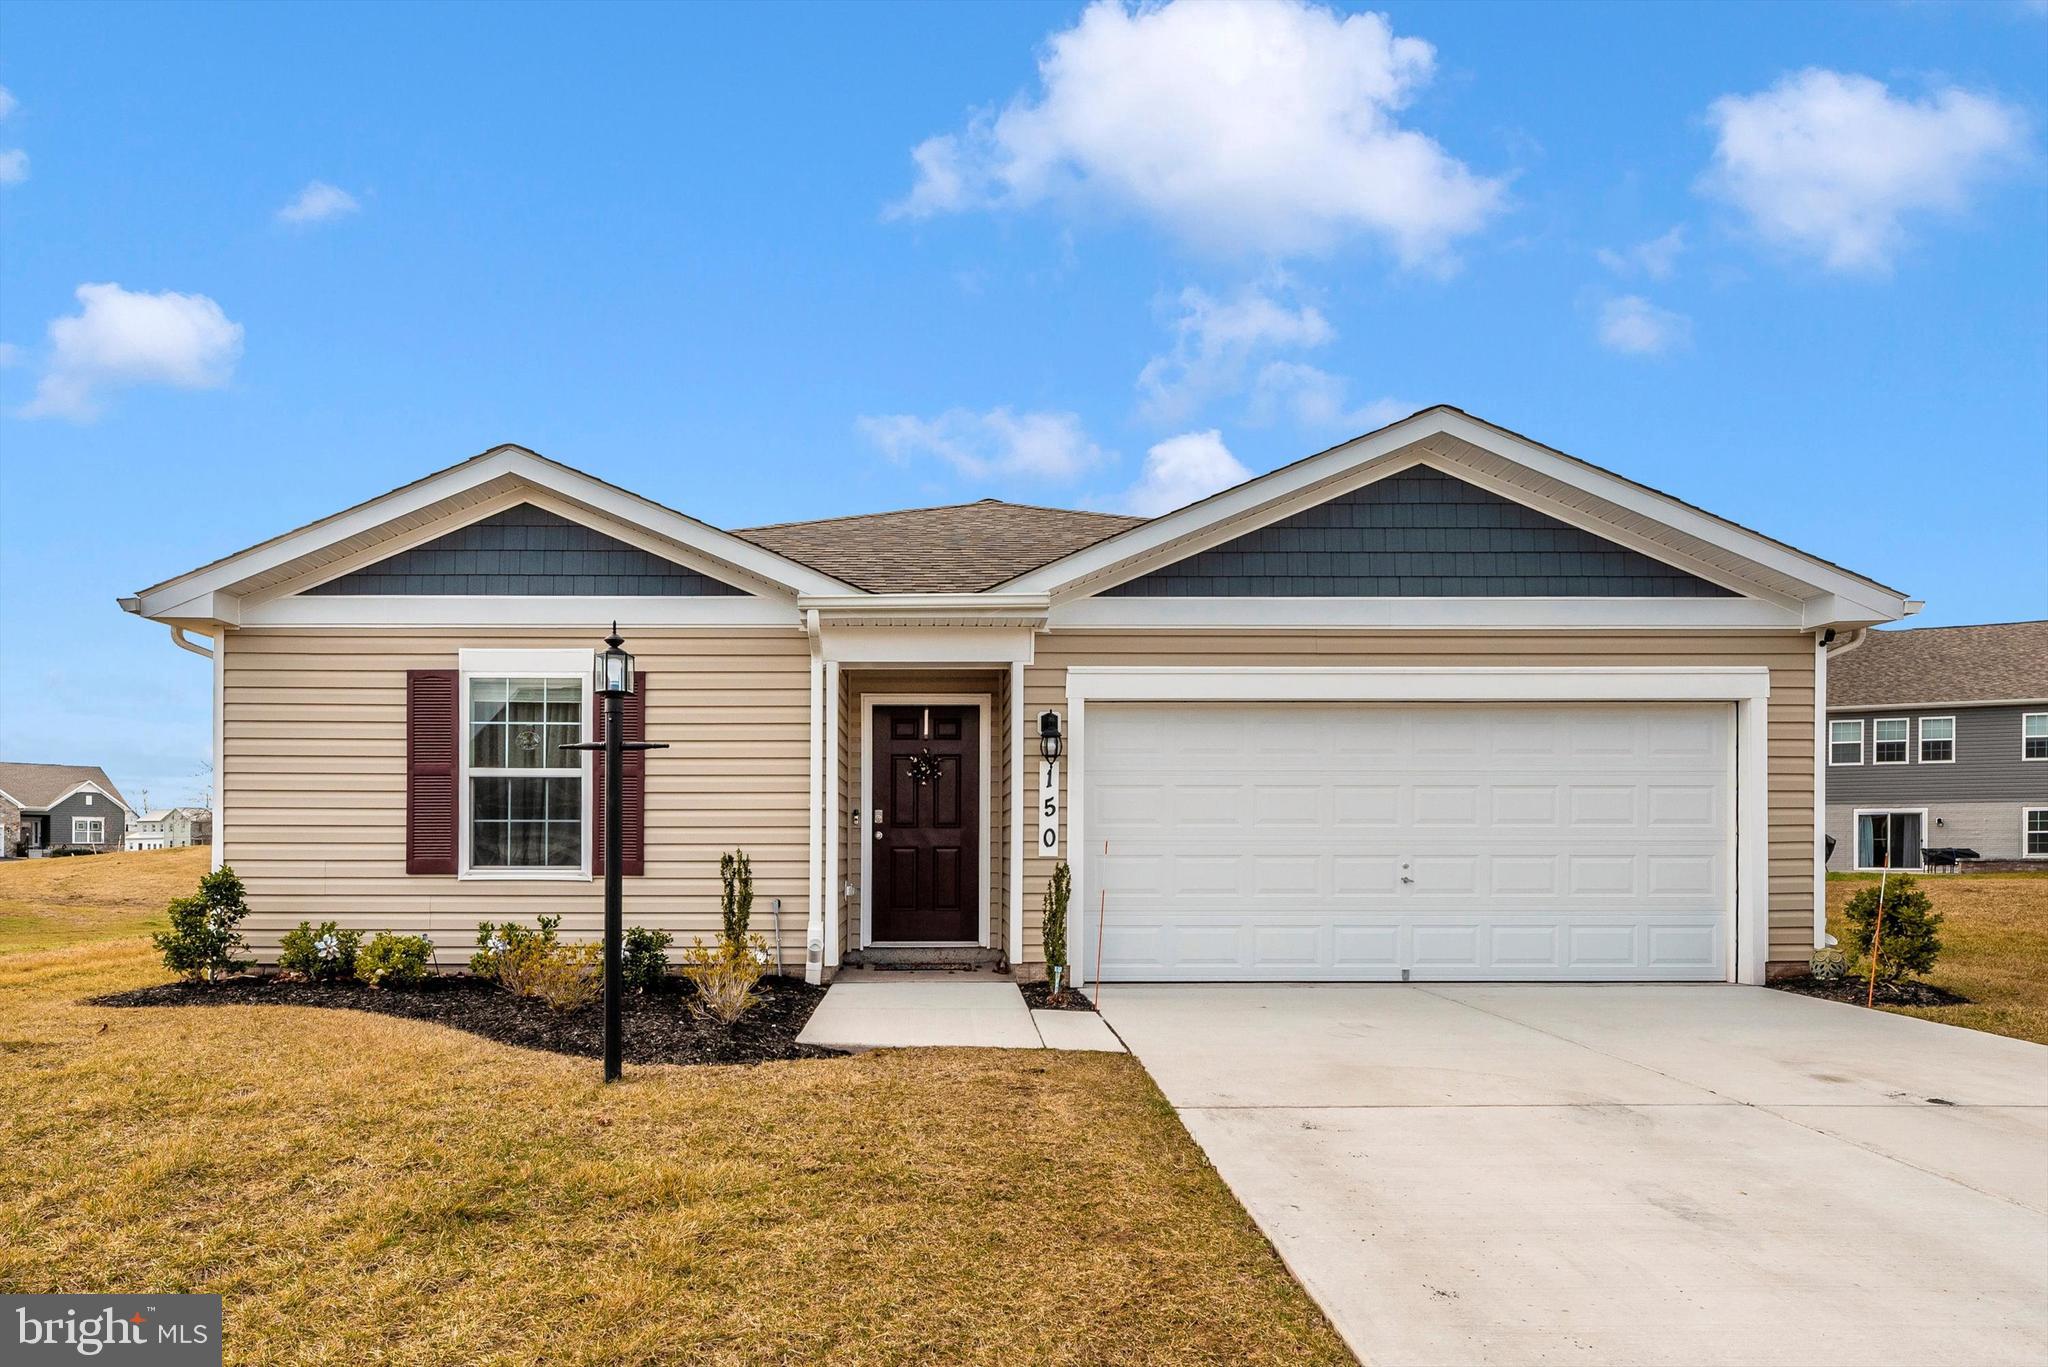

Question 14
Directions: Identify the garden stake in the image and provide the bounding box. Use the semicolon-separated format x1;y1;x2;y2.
1865;854;1891;1009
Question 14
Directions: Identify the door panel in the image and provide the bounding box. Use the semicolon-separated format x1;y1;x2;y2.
871;704;980;942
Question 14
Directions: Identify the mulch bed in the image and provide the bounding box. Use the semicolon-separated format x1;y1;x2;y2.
88;974;843;1066
1772;975;1970;1009
1018;980;1097;1013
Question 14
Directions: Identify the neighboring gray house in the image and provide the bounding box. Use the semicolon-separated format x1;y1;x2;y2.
1825;621;2048;869
124;807;214;851
0;762;136;856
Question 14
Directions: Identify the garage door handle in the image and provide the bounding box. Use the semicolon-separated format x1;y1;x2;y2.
1400;875;1414;884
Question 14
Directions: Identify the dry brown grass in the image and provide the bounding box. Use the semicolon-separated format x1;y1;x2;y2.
0;870;1350;1365
1825;872;2048;1045
0;846;207;952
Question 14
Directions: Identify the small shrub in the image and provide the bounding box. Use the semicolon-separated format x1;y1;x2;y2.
470;914;561;981
357;933;434;989
680;934;769;1024
622;926;673;992
501;939;604;1012
279;920;361;981
1843;875;1943;984
1042;861;1071;979
719;851;754;950
153;865;252;981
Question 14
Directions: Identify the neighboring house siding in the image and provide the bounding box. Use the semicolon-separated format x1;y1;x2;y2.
1825;704;2047;803
1018;629;1817;974
1105;466;1736;598
306;505;749;597
47;791;124;848
1824;800;2036;865
220;626;811;964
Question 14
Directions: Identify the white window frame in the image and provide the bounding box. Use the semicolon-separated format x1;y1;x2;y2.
1872;716;1911;765
1918;715;1955;765
1852;808;1927;872
72;816;105;845
2024;808;2048;860
2023;712;2048;762
1828;718;1863;766
456;648;595;882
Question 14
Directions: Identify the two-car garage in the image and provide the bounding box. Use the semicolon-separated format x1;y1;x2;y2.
1074;673;1759;984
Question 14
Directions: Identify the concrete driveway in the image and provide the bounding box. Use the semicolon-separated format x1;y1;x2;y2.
1100;984;2048;1367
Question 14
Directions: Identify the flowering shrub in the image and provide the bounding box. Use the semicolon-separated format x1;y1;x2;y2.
280;920;361;981
622;926;673;992
680;934;769;1024
153;866;253;982
470;914;561;981
356;932;434;989
500;939;604;1012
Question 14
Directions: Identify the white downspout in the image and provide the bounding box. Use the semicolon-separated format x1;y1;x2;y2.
805;609;826;985
1813;626;1869;950
161;626;226;872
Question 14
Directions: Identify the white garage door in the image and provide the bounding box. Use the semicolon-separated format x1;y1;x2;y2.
1086;702;1733;982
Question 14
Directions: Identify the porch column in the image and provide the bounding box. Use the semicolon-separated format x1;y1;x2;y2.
824;659;841;971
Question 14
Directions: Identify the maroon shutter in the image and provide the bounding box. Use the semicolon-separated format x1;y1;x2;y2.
593;672;647;877
405;669;459;874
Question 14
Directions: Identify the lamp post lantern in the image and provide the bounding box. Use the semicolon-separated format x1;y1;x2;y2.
568;625;667;1082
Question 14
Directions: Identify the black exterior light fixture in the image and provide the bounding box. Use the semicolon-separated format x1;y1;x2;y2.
1039;710;1064;764
566;624;668;1083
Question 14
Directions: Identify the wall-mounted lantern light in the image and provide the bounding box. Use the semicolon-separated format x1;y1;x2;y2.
1039;710;1064;764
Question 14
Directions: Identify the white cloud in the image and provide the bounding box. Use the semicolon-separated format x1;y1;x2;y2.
1596;226;1685;280
857;406;1107;482
1700;69;2028;274
1597;295;1690;356
889;0;1503;263
276;180;360;225
0;86;17;120
0;342;21;368
19;283;244;422
1120;430;1253;516
1137;283;1333;422
1251;362;1407;435
0;149;26;186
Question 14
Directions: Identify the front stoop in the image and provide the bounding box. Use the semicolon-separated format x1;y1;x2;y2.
796;978;1126;1053
839;946;1006;973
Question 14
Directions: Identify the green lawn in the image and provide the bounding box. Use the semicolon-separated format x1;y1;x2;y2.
0;855;1350;1366
1824;871;2048;1045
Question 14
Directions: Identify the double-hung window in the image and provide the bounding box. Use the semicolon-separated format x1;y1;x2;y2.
1872;718;1910;765
1918;716;1955;764
72;817;104;844
2025;713;2048;762
463;670;589;875
1828;719;1863;765
2026;809;2048;859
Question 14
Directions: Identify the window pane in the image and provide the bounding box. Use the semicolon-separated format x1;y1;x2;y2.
472;820;506;867
473;777;508;821
471;722;507;768
1921;718;1953;741
1830;721;1859;743
508;723;548;768
1875;719;1908;741
508;679;547;724
509;777;547;820
547;777;580;818
2030;737;2048;760
470;678;507;721
2027;716;2048;738
546;821;581;867
506;821;547;866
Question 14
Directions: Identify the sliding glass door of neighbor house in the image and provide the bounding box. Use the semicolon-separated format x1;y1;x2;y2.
1856;811;1924;870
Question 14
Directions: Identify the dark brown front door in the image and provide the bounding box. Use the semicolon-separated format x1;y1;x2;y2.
872;704;980;942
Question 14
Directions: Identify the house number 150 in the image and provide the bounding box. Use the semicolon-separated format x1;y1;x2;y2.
1039;760;1060;855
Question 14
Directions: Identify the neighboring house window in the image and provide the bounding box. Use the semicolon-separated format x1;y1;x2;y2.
1855;810;1924;870
72;817;104;845
2025;713;2048;761
1872;718;1909;764
2026;809;2048;859
1918;716;1955;764
1828;719;1863;765
465;675;586;872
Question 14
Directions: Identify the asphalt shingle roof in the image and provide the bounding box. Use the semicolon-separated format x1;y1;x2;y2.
0;762;130;811
733;499;1146;593
1828;620;2048;709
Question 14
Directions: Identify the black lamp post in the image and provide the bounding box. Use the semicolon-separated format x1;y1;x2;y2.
567;625;666;1083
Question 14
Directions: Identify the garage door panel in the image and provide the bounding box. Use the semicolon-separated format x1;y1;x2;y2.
1087;702;1732;982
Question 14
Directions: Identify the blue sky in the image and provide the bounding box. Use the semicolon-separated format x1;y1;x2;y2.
1;0;2044;809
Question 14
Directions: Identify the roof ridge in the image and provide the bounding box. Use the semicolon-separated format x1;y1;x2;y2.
733;498;1140;534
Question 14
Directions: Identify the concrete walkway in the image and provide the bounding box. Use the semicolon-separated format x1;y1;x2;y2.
1103;983;2048;1367
796;977;1124;1052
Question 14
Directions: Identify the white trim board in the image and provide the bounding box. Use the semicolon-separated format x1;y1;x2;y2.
857;693;994;951
1062;665;1772;989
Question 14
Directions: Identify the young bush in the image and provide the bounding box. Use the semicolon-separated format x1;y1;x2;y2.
501;939;604;1012
680;934;769;1024
357;933;434;989
1042;861;1071;982
470;914;561;981
279;920;362;982
719;851;754;950
622;926;673;992
153;865;253;982
1843;875;1944;984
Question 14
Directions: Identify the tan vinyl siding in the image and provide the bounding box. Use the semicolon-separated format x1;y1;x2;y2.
1019;629;1818;974
222;626;813;967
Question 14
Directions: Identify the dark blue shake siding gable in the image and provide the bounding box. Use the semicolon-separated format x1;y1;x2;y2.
1106;465;1736;598
308;505;749;596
